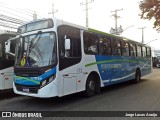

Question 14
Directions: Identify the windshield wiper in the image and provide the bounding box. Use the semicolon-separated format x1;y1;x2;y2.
26;31;42;56
25;31;42;67
29;31;42;50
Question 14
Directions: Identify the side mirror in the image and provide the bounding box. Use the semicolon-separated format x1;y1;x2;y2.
65;39;71;50
5;41;11;54
5;40;15;59
64;38;71;57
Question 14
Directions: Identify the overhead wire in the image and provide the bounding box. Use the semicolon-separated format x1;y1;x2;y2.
0;1;49;29
0;14;25;23
0;9;31;21
0;16;23;25
0;3;33;17
0;1;47;19
0;21;18;29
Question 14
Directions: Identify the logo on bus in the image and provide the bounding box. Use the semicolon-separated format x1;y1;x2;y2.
21;58;26;66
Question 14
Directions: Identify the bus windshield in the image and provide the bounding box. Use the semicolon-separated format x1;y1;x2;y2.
15;32;56;67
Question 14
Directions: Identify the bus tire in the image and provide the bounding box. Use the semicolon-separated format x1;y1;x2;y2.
135;69;141;83
95;77;100;94
84;75;96;97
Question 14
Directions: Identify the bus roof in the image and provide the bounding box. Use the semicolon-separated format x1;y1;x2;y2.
17;18;150;48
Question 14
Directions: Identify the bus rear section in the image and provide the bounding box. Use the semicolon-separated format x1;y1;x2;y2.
83;29;152;86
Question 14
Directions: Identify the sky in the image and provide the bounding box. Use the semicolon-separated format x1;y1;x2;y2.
0;0;160;50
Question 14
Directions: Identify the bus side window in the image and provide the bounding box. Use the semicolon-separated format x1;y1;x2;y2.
83;32;98;55
111;38;121;56
146;47;151;57
121;41;129;56
58;25;81;71
142;46;146;57
130;43;136;57
137;45;142;57
60;35;81;58
99;36;111;55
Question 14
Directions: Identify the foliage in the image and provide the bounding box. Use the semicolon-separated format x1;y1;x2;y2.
139;0;160;31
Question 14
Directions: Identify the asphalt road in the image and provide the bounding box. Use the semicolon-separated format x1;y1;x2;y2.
0;68;160;120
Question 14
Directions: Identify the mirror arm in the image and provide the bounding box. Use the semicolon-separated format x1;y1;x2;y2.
7;52;15;57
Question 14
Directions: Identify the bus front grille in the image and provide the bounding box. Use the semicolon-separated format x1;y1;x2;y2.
15;84;39;94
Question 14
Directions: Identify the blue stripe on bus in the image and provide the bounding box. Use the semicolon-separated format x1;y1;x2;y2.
94;55;151;84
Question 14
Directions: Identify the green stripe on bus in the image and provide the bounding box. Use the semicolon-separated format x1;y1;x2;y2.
85;60;137;67
89;28;121;39
15;76;40;84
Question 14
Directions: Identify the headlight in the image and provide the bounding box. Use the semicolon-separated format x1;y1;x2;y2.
48;76;54;83
40;74;56;88
41;80;47;87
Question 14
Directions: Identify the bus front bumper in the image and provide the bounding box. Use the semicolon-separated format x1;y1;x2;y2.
13;81;58;98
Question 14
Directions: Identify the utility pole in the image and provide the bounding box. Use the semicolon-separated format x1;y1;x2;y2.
111;8;123;35
49;3;58;18
80;0;94;28
139;27;146;44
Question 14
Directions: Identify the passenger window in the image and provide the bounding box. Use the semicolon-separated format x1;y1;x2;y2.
84;32;98;55
111;39;121;56
99;37;111;55
130;43;136;57
137;45;142;57
146;47;151;57
142;47;146;57
121;41;129;56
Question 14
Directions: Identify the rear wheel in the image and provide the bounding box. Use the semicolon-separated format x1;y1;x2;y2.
84;75;96;97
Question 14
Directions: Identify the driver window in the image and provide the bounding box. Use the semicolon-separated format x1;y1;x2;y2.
59;35;81;58
58;25;81;71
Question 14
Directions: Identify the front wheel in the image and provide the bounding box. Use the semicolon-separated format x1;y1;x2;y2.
84;75;96;97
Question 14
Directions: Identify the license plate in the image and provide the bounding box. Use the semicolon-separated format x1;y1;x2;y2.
23;88;29;92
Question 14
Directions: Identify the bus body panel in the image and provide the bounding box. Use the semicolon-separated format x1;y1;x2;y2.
0;67;14;90
56;55;102;97
93;55;152;86
13;79;58;98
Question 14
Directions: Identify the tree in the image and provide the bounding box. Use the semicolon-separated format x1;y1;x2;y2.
139;0;160;31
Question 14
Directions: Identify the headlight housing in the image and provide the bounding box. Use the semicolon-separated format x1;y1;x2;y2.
40;74;56;88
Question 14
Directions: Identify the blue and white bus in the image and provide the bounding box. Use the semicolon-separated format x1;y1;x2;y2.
0;30;16;91
7;18;152;98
